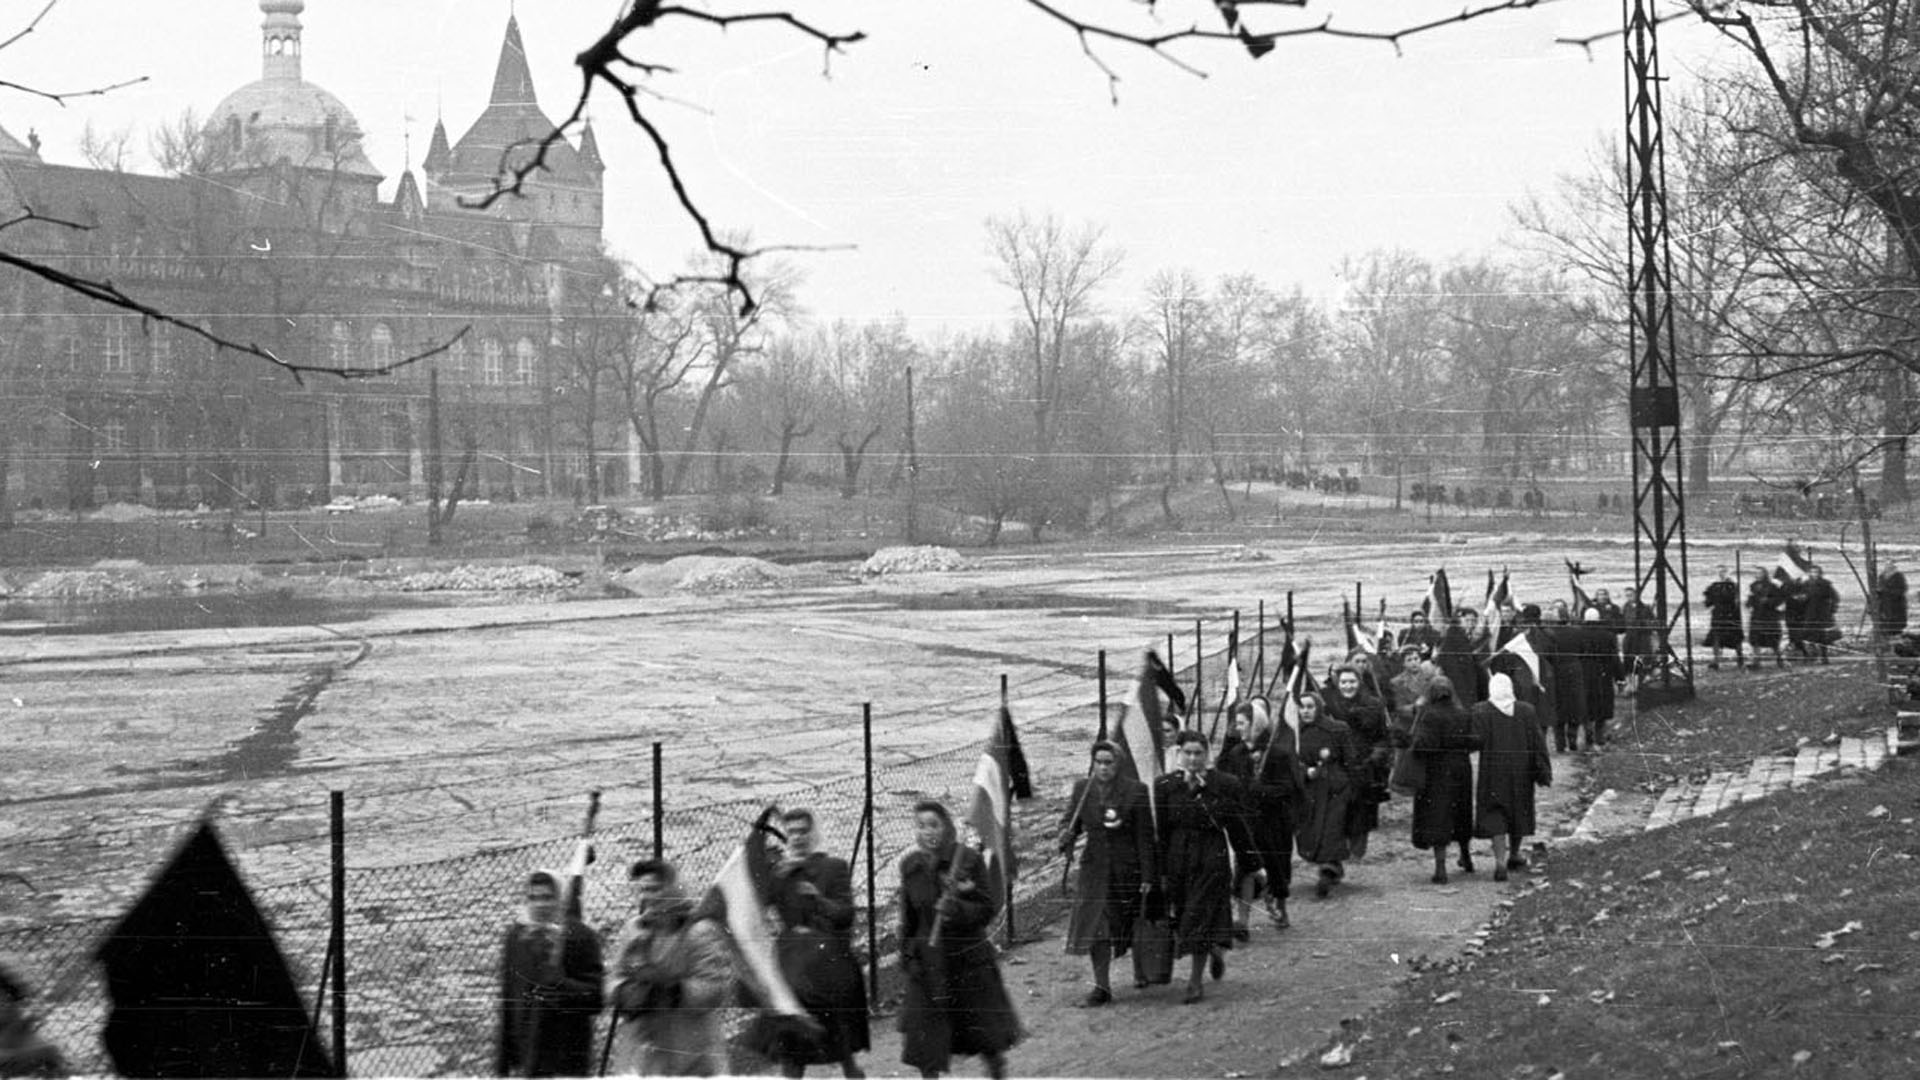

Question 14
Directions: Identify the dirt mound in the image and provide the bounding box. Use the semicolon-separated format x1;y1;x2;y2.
613;556;794;594
860;545;974;576
395;565;577;592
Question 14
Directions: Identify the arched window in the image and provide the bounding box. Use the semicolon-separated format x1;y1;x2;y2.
369;322;394;367
445;337;469;380
482;339;503;386
514;337;537;386
329;321;352;367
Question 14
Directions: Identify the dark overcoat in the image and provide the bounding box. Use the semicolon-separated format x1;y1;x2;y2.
1247;729;1301;895
1470;700;1552;839
1704;579;1743;648
1292;718;1362;865
769;852;870;1066
1059;775;1157;955
1325;691;1392;837
897;844;1020;1074
1748;577;1786;649
1154;769;1253;957
496;918;605;1078
1410;699;1481;850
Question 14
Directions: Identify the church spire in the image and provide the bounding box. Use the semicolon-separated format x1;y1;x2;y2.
488;14;537;108
260;0;304;82
423;117;451;174
577;119;604;173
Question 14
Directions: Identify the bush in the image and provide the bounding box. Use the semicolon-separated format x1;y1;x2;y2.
697;492;772;534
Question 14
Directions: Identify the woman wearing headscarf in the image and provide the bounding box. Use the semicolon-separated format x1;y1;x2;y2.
1324;665;1392;860
768;808;870;1078
1155;729;1256;1004
1410;675;1483;885
1470;673;1554;882
1057;740;1157;1006
496;870;605;1078
1291;690;1363;900
897;800;1020;1079
1214;707;1260;940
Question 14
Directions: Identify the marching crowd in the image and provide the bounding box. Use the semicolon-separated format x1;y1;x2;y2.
1;565;1881;1080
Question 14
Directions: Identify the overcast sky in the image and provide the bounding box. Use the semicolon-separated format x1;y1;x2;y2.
3;0;1739;333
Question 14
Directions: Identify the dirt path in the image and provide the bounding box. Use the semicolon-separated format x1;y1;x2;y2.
854;766;1588;1078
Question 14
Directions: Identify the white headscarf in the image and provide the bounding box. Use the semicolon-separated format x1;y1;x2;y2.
1488;673;1516;717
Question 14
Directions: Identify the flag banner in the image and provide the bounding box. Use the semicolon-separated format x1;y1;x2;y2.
1499;627;1543;683
966;705;1033;903
1113;650;1178;825
1567;558;1593;614
1425;568;1454;624
1483;569;1511;642
1775;541;1816;583
97;817;338;1079
1343;599;1377;656
704;808;821;1060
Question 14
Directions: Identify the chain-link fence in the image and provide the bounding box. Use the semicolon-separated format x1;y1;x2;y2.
1;614;1305;1076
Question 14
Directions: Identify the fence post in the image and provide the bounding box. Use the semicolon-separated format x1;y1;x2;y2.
1097;649;1108;740
330;790;347;1076
998;673;1015;949
1193;619;1203;724
863;702;878;1003
651;742;664;861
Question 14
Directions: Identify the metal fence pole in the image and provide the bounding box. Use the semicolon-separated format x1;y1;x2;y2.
863;702;878;1002
651;742;664;861
330;790;347;1076
1097;649;1108;739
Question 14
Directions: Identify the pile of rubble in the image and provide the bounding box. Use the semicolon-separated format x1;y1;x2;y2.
613;556;793;594
859;545;975;576
6;570;155;600
394;565;578;592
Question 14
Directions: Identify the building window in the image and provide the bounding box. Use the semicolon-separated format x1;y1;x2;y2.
370;322;394;367
482;339;503;386
329;321;352;367
514;337;537;386
149;325;172;375
102;418;126;452
444;337;468;380
102;320;130;373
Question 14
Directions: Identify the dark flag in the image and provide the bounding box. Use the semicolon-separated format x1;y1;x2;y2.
966;704;1034;904
1425;568;1454;624
97;817;337;1078
1567;558;1594;614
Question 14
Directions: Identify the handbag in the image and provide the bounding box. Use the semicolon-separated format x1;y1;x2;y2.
1129;913;1174;986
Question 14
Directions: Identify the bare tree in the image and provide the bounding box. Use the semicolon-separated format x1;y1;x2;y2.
1138;269;1207;524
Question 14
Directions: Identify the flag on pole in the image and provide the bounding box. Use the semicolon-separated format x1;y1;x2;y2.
701;808;822;1061
1424;568;1454;624
1343;598;1378;657
1483;569;1511;643
96;817;337;1079
1775;541;1816;583
1112;650;1180;825
1567;558;1594;614
966;704;1033;905
1498;625;1542;683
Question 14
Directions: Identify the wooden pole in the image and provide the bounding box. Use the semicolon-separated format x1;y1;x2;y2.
329;790;347;1076
1097;649;1108;740
651;742;664;861
863;703;878;1002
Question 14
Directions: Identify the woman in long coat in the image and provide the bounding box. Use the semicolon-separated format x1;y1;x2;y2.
1410;675;1482;884
1244;699;1301;929
1155;729;1255;1004
1470;674;1553;882
496;870;605;1078
1747;568;1786;668
768;809;870;1078
1292;691;1363;899
1324;666;1391;859
1057;740;1157;1006
1215;708;1264;940
1703;569;1744;669
898;800;1019;1079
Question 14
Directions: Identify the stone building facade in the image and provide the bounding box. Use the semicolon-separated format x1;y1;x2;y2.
0;1;617;511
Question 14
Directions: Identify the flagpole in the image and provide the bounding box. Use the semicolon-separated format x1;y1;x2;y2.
1097;649;1108;740
1193;619;1204;729
329;790;347;1076
863;702;878;1003
651;742;664;861
999;674;1016;949
1254;600;1266;692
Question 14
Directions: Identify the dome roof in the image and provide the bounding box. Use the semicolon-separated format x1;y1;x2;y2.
205;78;382;180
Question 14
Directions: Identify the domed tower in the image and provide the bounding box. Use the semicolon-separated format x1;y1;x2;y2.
204;0;382;204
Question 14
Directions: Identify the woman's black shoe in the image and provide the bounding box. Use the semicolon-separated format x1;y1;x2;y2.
1431;871;1449;885
1208;949;1225;982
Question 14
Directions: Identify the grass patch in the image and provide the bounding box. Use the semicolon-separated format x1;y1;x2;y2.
1346;666;1920;1079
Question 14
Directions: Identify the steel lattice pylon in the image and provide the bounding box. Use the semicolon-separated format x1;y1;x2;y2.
1623;0;1695;704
